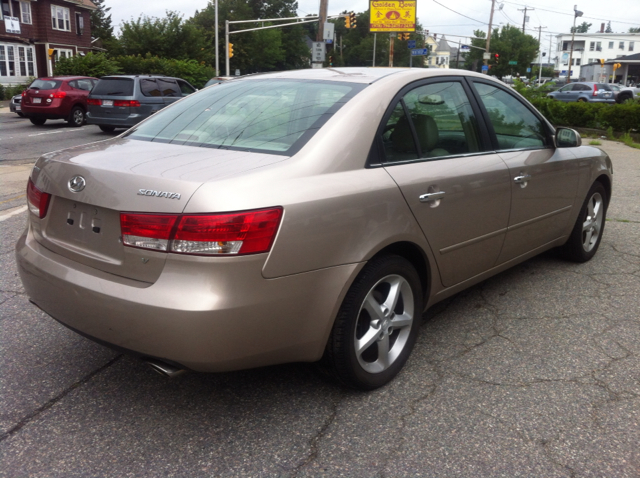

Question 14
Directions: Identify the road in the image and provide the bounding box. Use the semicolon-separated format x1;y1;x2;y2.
1;111;639;476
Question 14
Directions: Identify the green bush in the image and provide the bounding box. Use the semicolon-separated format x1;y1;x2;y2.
531;97;640;132
54;52;122;77
0;79;34;100
52;52;215;89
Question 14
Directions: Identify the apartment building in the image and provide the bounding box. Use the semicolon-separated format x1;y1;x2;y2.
0;0;96;86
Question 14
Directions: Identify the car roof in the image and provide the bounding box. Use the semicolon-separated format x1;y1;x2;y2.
98;75;185;80
36;76;96;81
234;67;493;85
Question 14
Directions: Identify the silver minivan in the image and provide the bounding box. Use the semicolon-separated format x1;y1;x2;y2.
86;75;197;132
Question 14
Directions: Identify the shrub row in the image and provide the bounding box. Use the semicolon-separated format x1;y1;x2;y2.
530;97;640;133
53;52;216;89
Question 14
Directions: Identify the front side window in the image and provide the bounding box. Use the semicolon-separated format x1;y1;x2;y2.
473;82;548;150
127;79;364;155
51;5;70;31
20;1;31;23
381;81;482;163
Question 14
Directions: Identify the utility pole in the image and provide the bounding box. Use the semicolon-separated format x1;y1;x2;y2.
518;6;533;34
316;0;328;42
536;26;547;85
373;33;376;67
456;40;461;69
484;0;496;73
567;5;583;83
215;0;219;76
389;33;395;67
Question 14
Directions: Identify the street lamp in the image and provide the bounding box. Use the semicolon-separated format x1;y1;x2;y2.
567;5;583;84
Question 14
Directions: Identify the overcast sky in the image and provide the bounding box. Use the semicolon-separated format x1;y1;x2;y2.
106;0;640;52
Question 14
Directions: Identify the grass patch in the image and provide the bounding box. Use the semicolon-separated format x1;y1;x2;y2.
620;131;640;150
589;140;602;145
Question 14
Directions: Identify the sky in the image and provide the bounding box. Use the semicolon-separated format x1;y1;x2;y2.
105;0;640;53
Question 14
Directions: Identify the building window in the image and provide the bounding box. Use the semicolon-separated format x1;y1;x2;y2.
0;43;36;77
619;41;624;50
20;1;31;24
55;48;74;61
630;42;635;52
75;12;84;35
608;41;614;49
51;5;71;31
26;46;34;75
596;42;602;51
1;1;10;19
576;59;581;65
589;42;595;51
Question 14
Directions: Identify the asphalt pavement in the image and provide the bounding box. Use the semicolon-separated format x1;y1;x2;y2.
1;119;639;476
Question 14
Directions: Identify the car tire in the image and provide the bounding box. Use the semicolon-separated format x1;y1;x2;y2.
559;182;608;262
68;106;85;127
29;117;46;126
577;98;587;102
320;254;423;390
616;92;633;104
99;125;116;133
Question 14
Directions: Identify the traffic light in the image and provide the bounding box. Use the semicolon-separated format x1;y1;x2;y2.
228;43;234;58
345;15;351;29
329;55;333;67
494;53;499;63
613;62;621;70
48;48;56;59
600;59;605;66
349;12;356;29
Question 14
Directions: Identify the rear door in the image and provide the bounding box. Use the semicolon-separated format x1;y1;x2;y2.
139;78;165;115
470;79;581;264
380;78;511;287
555;84;577;102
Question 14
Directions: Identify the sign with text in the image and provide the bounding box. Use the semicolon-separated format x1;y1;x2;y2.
323;22;334;41
370;1;416;32
4;17;20;34
312;42;326;62
407;40;416;49
508;60;517;65
411;48;428;56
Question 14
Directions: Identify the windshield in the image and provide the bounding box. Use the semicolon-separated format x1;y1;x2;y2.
126;79;366;155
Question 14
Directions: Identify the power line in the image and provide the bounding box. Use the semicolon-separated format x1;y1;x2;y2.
432;0;487;25
499;0;640;26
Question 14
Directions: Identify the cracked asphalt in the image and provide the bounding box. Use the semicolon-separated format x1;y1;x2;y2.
1;139;639;477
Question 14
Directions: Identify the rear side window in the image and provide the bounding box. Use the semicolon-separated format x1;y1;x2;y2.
30;79;61;90
91;78;134;96
126;79;365;155
157;78;181;97
140;79;162;97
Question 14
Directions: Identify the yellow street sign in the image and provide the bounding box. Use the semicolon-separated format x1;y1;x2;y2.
369;1;416;32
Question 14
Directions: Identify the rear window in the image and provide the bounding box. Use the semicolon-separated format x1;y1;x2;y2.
125;79;366;155
91;78;135;96
30;79;62;90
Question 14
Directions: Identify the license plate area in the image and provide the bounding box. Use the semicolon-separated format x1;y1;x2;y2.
33;97;42;104
103;99;113;106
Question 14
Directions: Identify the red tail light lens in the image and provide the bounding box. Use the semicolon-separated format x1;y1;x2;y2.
87;98;102;106
21;90;26;97
113;100;141;107
120;208;283;256
27;179;52;219
52;91;66;99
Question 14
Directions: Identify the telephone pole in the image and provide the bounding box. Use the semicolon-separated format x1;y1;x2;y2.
484;0;496;73
518;6;533;34
536;26;547;85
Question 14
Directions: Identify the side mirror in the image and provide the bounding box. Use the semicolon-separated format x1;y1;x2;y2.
556;128;582;148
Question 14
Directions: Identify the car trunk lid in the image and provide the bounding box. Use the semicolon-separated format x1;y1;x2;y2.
29;138;287;282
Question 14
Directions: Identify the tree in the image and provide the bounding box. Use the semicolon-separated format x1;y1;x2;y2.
629;27;640;33
90;0;118;53
119;11;213;63
605;21;613;33
464;25;539;78
571;21;592;33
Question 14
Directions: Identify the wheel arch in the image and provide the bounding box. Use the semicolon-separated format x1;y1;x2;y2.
595;174;611;207
369;241;432;308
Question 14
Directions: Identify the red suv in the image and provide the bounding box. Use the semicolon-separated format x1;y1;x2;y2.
21;76;98;127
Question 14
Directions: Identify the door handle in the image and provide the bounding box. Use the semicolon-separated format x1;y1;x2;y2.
513;174;531;184
419;191;446;202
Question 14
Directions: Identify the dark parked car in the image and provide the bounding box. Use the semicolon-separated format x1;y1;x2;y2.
21;76;98;126
86;75;197;132
10;94;24;116
616;86;639;103
547;82;617;103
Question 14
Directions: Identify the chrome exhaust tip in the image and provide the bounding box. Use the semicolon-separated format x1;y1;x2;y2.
144;359;186;378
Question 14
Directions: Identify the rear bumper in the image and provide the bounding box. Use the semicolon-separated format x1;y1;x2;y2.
16;226;359;372
86;112;145;128
21;104;70;119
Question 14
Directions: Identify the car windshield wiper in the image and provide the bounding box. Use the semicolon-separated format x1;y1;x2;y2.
106;92;126;95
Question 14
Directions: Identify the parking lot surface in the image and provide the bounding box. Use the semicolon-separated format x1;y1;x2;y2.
1;125;639;476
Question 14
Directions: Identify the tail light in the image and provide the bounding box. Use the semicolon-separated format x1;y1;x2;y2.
113;100;141;107
21;90;26;97
593;85;598;97
27;179;52;219
120;207;283;256
87;98;102;106
51;91;66;99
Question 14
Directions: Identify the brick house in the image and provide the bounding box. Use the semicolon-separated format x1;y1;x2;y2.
1;0;96;86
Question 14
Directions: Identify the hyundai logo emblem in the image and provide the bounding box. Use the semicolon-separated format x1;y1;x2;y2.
68;175;86;193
